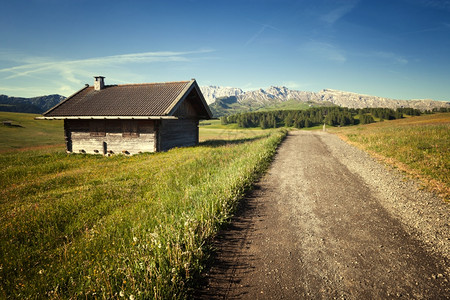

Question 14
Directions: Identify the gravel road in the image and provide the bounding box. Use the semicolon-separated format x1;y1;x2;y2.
196;131;449;299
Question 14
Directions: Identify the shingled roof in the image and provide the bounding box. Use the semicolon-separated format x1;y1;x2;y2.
42;79;212;119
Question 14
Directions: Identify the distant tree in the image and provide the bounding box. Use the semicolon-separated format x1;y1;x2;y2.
220;116;228;125
237;115;245;127
270;115;277;128
228;106;390;129
304;118;311;128
260;115;267;129
284;114;293;127
294;118;304;128
359;114;375;124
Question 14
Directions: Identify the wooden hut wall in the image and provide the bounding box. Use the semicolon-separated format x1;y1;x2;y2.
65;119;156;154
175;93;200;117
158;119;199;151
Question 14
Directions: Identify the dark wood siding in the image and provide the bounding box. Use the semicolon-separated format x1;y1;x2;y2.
64;120;72;152
122;120;139;137
158;119;199;151
90;120;106;137
173;95;198;117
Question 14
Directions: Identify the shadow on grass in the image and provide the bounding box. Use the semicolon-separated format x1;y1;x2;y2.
199;136;266;148
193;184;264;299
2;123;23;127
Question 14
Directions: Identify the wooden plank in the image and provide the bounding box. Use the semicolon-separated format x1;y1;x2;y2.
68;120;156;155
159;119;199;151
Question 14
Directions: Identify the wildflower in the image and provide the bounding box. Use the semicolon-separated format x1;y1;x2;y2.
133;237;138;242
119;291;124;297
129;295;135;300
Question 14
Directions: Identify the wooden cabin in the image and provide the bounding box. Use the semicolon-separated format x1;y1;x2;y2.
39;77;212;155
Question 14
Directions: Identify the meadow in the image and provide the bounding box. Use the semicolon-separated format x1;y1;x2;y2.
0;112;64;152
0;112;286;298
199;119;268;142
1;111;448;298
329;113;450;200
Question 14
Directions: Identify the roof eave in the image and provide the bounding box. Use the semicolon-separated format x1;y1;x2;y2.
35;116;178;120
165;79;213;119
164;80;195;116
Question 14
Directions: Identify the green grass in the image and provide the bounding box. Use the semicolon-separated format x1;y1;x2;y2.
0;124;287;298
329;113;450;200
0;112;64;152
200;119;240;129
199;119;272;142
200;119;270;130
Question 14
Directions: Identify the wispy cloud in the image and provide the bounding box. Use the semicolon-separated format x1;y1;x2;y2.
242;82;261;92
0;50;214;80
320;0;359;25
282;81;311;90
372;51;408;65
0;49;214;96
407;0;450;11
301;41;346;63
409;22;450;34
245;23;280;46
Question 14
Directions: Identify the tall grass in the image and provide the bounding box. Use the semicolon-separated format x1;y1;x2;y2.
0;130;287;298
330;113;449;200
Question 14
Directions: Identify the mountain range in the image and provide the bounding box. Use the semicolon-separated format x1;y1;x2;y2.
200;86;449;117
0;94;66;114
1;86;448;117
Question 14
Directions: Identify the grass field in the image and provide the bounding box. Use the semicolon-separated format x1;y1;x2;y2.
0;112;64;152
0;112;287;298
329;113;450;200
199;119;270;142
1;111;448;298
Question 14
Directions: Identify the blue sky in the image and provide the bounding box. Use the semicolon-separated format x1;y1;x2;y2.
1;0;449;101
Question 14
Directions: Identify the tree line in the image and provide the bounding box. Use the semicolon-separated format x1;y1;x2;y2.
221;107;426;129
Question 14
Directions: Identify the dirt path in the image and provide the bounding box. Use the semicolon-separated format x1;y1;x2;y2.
196;131;449;299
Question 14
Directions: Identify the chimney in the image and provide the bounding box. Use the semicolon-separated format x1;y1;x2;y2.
94;76;105;91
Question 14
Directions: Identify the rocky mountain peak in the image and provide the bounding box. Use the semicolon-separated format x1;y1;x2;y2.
201;85;449;116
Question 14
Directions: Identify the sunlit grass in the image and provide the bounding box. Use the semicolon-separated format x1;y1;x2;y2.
0;127;287;298
329;113;450;200
199;119;273;142
0;112;64;152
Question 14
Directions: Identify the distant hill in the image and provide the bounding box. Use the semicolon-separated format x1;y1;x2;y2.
0;94;66;114
200;86;450;117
